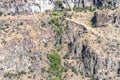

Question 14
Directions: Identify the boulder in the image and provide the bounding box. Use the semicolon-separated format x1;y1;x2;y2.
91;8;120;27
91;11;109;27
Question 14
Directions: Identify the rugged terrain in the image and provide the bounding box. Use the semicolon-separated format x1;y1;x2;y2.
0;0;120;80
0;8;120;80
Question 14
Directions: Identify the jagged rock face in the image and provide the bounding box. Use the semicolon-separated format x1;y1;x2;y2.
0;0;120;15
91;8;120;27
80;44;120;80
0;0;55;14
61;19;120;80
65;35;120;80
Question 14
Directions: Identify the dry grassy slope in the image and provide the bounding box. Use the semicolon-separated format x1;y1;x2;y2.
0;13;56;80
0;10;120;80
0;12;92;80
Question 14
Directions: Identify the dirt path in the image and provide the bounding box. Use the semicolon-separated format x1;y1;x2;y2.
65;18;120;41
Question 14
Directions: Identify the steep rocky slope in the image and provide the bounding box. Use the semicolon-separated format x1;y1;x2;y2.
0;7;120;80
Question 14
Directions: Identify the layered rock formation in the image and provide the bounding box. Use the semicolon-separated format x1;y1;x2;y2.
0;0;120;15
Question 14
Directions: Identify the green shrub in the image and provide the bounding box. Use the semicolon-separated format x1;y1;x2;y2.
4;73;17;78
52;12;60;16
54;27;62;34
49;18;57;24
53;77;61;80
49;18;63;34
48;51;63;79
71;66;78;75
55;21;62;27
63;12;72;18
89;7;96;11
0;12;3;16
41;67;46;73
49;18;62;27
63;53;70;59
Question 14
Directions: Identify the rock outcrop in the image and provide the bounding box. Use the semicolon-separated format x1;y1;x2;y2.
91;8;120;27
56;17;120;80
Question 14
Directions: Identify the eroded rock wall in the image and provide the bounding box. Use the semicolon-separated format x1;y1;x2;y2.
0;0;120;15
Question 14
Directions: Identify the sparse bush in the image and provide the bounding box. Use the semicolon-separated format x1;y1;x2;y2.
73;7;96;12
90;76;96;80
63;67;68;72
52;12;60;16
49;18;62;27
49;18;57;24
63;8;71;11
41;67;46;73
71;66;78;75
4;73;16;78
63;53;70;59
55;27;62;34
55;21;62;27
63;12;72;18
49;18;63;34
4;71;26;78
55;0;62;5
